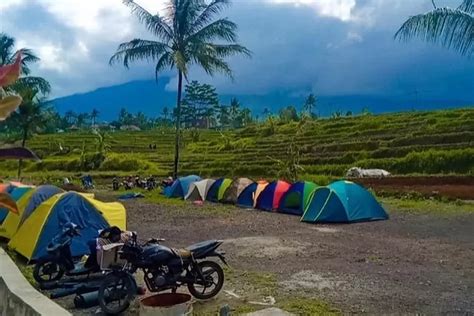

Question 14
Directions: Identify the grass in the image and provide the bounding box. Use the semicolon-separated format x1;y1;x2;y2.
381;197;474;214
1;108;472;180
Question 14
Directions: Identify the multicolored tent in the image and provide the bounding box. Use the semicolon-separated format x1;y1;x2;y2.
256;180;291;211
301;180;388;223
0;185;63;239
278;181;318;216
185;179;216;201
222;178;253;204
206;178;232;202
9;192;126;260
163;175;201;198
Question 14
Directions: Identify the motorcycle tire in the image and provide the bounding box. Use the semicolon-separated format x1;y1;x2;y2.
33;260;65;284
188;261;224;300
98;272;136;315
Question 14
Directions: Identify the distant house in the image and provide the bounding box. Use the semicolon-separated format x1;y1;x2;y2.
120;125;141;131
68;125;79;131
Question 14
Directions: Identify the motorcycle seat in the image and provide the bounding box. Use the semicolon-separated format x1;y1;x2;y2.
174;248;192;258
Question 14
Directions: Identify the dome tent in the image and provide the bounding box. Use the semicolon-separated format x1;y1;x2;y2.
163;175;201;198
236;180;269;208
0;185;63;239
222;178;253;204
256;180;291;211
9;191;126;260
206;178;232;202
301;180;388;223
278;181;318;216
185;179;216;201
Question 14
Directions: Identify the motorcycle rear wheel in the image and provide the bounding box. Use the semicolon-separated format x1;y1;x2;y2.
98;272;136;315
187;261;224;300
33;261;65;284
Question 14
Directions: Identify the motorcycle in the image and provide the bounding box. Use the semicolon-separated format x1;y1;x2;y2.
33;223;100;285
98;232;227;315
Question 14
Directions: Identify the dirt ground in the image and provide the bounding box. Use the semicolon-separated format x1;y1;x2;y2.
355;176;474;200
121;197;473;315
56;195;474;315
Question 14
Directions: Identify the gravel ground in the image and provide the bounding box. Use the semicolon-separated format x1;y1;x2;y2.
58;197;474;315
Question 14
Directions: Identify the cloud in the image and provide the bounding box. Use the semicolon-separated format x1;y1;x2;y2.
267;0;356;21
0;0;472;105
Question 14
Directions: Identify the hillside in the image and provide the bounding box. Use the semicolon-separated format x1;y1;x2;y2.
1;108;473;180
51;79;474;120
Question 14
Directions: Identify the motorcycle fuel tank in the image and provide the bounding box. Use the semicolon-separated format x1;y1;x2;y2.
138;244;177;266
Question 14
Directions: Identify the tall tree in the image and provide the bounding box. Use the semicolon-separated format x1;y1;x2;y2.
303;93;317;115
6;88;50;177
0;33;51;94
64;110;77;125
395;0;473;57
162;106;170;120
91;108;100;126
181;81;219;128
110;0;251;178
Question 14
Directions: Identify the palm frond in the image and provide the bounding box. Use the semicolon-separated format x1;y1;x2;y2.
395;8;474;57
155;52;175;81
190;0;231;33
192;52;233;79
173;50;188;77
0;33;15;65
458;0;474;14
188;18;238;43
17;49;40;75
109;39;170;67
123;0;173;42
206;43;252;58
10;76;51;95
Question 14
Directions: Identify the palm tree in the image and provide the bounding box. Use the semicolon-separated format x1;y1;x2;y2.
162;106;169;120
0;33;51;94
110;0;251;177
395;0;473;57
91;108;100;126
7;87;50;177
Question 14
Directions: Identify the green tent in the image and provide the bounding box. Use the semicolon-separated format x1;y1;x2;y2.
278;181;317;215
206;178;232;202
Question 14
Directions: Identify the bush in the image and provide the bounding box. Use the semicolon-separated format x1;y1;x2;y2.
100;154;157;172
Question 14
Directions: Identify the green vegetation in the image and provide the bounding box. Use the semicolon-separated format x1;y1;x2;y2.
109;0;251;177
395;0;473;57
382;197;474;214
1;108;472;181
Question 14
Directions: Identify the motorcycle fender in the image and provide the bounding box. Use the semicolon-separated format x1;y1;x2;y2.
207;251;228;266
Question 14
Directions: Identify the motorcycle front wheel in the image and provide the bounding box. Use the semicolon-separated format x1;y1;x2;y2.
98;272;136;315
187;261;224;300
33;260;65;284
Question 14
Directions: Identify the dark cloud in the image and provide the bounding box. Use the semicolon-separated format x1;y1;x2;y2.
1;0;472;103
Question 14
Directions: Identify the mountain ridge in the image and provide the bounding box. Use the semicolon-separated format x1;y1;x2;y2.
52;79;472;121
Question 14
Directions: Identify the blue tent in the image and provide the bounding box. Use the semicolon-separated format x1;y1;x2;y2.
301;180;388;223
236;182;257;208
21;185;63;225
164;175;201;198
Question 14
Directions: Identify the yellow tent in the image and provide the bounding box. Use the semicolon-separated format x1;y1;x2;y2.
8;191;126;260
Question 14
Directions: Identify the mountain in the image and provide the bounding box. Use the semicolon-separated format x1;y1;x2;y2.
52;79;472;121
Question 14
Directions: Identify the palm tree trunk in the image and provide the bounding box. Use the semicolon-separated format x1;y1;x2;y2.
17;127;27;179
173;71;183;178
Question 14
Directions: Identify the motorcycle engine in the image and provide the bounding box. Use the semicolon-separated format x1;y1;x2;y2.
144;267;169;291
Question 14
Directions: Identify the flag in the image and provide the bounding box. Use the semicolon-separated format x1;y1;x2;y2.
0;51;22;87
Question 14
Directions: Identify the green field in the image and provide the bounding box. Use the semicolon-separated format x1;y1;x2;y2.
1;108;473;182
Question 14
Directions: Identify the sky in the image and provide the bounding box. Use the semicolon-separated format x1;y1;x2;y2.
0;0;473;101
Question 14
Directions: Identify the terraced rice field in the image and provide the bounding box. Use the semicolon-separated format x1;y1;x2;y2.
0;108;472;180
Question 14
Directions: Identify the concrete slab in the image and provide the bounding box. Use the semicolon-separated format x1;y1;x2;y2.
0;248;71;316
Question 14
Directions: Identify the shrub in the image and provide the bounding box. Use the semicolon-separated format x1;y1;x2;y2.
100;154;157;172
